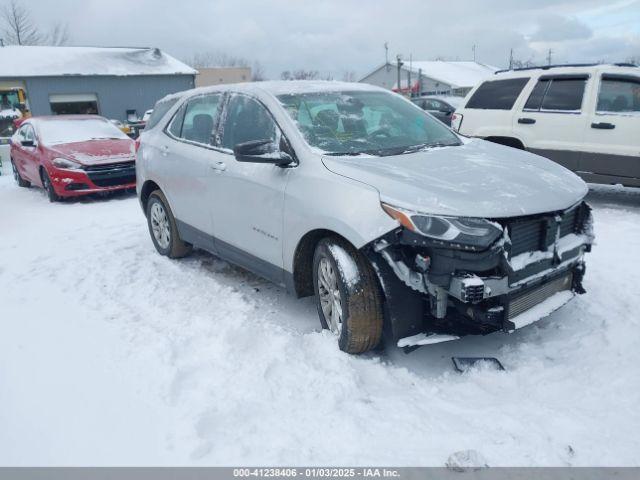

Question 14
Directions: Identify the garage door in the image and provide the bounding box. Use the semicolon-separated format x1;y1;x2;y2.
49;93;99;115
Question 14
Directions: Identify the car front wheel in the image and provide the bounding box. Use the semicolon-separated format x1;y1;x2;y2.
41;169;59;202
313;237;384;354
146;190;192;258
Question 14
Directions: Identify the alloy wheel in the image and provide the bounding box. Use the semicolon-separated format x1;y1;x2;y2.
150;202;171;250
318;257;343;334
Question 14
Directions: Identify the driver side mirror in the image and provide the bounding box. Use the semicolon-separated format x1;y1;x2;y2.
21;139;35;148
233;139;294;166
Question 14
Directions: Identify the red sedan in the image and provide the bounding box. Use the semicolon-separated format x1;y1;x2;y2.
10;115;136;201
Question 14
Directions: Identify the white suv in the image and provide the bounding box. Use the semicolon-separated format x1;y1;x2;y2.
452;63;640;187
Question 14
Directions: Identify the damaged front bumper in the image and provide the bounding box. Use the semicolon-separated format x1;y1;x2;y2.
363;202;594;348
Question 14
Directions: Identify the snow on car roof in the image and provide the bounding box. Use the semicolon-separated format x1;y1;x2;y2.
29;115;130;145
0;46;196;77
492;63;640;79
175;80;390;100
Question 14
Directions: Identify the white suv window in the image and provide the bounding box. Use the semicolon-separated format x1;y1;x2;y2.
524;75;588;113
465;78;529;110
597;75;640;113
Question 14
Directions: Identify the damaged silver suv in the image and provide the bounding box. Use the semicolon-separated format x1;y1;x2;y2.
137;81;593;354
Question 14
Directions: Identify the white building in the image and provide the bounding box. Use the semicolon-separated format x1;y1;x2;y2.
360;60;498;97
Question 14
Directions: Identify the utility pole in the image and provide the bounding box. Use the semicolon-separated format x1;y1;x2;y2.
384;41;389;64
509;48;514;69
472;44;477;62
418;68;422;96
547;48;553;66
407;54;412;97
396;54;404;94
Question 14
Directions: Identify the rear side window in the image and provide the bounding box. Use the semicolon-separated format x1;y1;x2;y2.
465;78;529;110
181;94;222;145
597;75;640;113
145;98;178;130
166;94;222;146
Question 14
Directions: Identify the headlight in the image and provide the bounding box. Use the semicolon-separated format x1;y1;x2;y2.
52;157;82;170
381;203;503;249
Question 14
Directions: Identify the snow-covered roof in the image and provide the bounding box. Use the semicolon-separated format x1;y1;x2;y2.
0;46;197;77
364;61;498;89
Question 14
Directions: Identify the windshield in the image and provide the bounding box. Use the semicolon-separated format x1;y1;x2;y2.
38;118;130;145
277;90;461;156
0;91;21;111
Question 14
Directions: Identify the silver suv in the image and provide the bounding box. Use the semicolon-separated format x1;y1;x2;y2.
137;81;593;354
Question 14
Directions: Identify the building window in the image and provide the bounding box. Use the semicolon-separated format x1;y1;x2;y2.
49;93;99;115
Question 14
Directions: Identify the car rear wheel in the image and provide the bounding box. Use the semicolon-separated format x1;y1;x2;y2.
40;169;59;202
313;237;384;354
11;159;30;188
146;190;192;258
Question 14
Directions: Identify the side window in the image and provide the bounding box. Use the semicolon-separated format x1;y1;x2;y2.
16;125;27;140
597;76;640;113
465;78;530;110
146;98;179;130
167;104;186;138
180;94;222;145
523;79;550;110
24;125;35;142
221;95;277;150
540;77;587;112
423;100;440;110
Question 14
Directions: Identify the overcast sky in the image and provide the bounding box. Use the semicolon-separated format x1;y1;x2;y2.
21;0;640;78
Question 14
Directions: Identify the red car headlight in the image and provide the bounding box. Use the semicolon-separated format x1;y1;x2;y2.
52;157;83;170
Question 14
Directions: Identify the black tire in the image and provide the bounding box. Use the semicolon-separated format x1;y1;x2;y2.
313;237;384;354
11;159;30;187
40;169;59;202
146;189;192;258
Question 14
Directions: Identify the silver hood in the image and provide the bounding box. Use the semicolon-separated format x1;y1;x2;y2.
321;139;588;218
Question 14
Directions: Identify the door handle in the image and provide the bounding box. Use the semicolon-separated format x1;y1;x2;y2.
591;122;615;130
210;161;226;171
161;145;170;156
518;118;536;124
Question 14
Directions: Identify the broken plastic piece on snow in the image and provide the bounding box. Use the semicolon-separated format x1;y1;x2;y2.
397;332;460;348
452;357;505;373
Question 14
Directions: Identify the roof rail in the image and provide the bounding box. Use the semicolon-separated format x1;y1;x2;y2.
495;62;638;74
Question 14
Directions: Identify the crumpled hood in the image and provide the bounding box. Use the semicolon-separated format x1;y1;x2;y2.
50;139;134;166
321;139;588;218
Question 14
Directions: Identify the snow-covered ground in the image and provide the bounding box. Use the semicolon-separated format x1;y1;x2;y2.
1;168;639;466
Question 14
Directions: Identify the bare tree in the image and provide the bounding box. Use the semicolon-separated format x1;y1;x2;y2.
48;22;70;46
281;69;333;81
251;61;266;81
510;57;537;69
625;55;640;65
342;70;357;82
189;51;250;68
1;0;70;45
1;0;41;45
